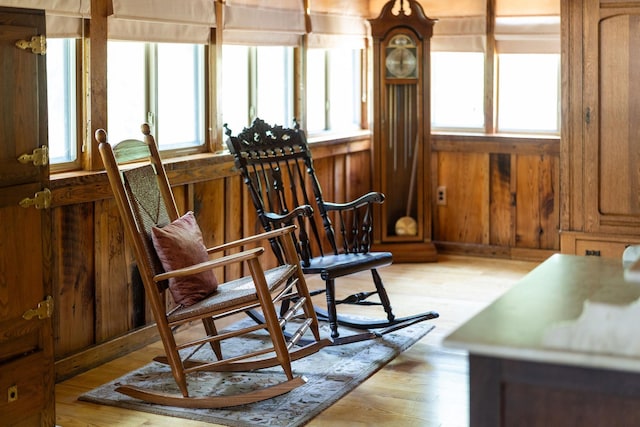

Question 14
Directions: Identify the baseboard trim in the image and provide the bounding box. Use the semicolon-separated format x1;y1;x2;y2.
55;324;160;382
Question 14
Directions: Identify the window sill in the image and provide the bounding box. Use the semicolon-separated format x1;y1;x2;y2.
431;132;560;155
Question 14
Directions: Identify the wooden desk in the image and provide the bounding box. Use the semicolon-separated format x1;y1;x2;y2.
444;254;640;426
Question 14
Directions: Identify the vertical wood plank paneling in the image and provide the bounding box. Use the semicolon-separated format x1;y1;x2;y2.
346;150;372;203
334;154;346;205
346;150;374;248
192;180;226;280
489;153;512;247
314;155;336;252
515;156;539;247
224;176;245;279
515;155;559;250
171;185;188;215
241;175;261;238
435;152;488;244
541;155;560;250
315;156;335;203
52;204;95;358
240;175;274;273
94;198;132;343
333;154;347;248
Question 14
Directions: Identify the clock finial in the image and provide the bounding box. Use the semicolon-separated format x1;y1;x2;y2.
392;0;412;16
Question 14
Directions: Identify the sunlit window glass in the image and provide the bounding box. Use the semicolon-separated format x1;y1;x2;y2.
497;53;560;133
306;49;327;133
157;43;205;149
328;49;361;131
47;38;77;164
256;46;293;127
107;41;146;144
431;52;484;130
221;45;250;133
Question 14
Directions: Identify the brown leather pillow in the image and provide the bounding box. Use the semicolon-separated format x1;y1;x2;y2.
151;211;218;306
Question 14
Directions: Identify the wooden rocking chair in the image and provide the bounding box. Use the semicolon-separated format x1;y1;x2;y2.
97;124;329;408
225;118;439;344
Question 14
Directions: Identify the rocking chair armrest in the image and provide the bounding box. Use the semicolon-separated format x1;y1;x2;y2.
323;191;385;211
153;247;265;282
263;205;314;225
206;225;299;255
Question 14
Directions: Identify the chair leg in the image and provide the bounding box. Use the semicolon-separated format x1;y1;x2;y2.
202;317;222;360
155;323;190;397
247;258;295;381
325;278;340;339
371;268;395;322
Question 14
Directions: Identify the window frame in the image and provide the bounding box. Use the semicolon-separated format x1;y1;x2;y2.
48;38;84;173
221;44;295;133
430;11;561;138
495;52;561;135
106;40;208;157
305;47;365;137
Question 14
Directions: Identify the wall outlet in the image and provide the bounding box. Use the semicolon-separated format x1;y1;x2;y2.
437;186;447;205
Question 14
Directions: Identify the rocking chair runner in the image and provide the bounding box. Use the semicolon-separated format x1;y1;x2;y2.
225;118;439;344
97;124;329;409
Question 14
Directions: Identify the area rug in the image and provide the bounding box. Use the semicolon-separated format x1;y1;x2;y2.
79;318;435;426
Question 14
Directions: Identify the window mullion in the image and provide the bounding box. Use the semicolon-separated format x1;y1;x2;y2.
146;43;159;137
324;50;330;130
248;47;258;124
485;0;497;134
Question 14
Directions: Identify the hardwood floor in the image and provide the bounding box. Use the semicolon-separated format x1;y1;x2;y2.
55;255;538;426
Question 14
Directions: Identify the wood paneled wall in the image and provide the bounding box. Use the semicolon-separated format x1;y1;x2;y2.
432;134;560;260
49;132;559;379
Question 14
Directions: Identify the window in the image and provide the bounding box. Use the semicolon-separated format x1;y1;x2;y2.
431;52;484;131
107;41;205;150
221;45;293;134
47;38;78;165
306;48;362;134
429;10;560;135
497;53;560;134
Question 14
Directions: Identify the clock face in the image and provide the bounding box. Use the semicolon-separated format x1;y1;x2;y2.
385;34;418;79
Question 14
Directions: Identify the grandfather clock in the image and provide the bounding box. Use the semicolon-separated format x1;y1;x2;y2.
369;0;437;262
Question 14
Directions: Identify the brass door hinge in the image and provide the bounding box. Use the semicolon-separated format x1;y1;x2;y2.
23;296;54;320
19;188;51;210
18;146;48;166
15;35;46;55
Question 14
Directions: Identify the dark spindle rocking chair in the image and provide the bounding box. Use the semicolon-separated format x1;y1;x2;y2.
225;118;439;344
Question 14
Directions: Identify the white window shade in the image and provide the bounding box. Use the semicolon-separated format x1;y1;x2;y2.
496;0;559;16
495;16;560;54
311;0;369;17
0;0;90;37
223;0;305;46
108;0;216;44
495;0;560;53
307;14;368;49
432;16;486;52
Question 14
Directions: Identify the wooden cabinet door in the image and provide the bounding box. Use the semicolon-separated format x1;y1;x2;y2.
583;1;640;234
0;7;54;426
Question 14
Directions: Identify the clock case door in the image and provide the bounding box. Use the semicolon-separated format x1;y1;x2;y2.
381;29;422;241
369;0;437;262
